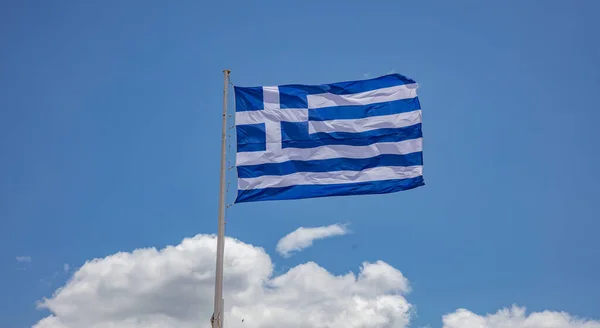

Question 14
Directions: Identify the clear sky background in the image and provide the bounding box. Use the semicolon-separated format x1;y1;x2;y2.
1;1;599;327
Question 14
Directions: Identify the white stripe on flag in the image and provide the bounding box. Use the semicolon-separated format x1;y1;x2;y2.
262;86;280;111
307;83;418;109
236;108;308;125
308;110;422;134
236;138;422;166
238;165;423;190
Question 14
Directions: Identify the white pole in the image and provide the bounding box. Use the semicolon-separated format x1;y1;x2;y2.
212;69;230;328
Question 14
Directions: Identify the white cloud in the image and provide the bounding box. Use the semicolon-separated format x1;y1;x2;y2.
442;305;600;328
31;235;600;328
16;256;32;263
63;264;70;274
276;223;349;258
34;234;412;328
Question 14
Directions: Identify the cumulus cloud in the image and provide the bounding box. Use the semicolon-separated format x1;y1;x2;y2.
34;234;412;328
442;305;600;328
32;234;600;328
16;256;32;263
276;223;349;258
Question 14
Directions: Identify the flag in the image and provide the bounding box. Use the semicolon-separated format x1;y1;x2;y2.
233;73;424;203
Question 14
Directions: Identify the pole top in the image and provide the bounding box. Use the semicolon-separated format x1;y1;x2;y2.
223;69;231;73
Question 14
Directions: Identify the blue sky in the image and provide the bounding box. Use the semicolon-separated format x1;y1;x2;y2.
1;0;599;327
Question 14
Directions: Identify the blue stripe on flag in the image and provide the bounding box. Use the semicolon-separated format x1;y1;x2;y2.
277;74;415;97
322;73;416;95
309;97;421;121
235;175;425;203
281;122;422;148
237;152;423;178
279;85;308;109
243;74;417;111
236;123;266;152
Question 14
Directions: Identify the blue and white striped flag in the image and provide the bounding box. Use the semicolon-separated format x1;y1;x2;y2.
233;74;424;203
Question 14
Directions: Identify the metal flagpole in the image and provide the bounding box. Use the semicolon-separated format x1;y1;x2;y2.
212;69;230;328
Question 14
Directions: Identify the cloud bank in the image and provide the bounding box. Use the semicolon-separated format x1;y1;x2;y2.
32;234;600;328
276;223;349;257
442;305;600;328
34;234;411;328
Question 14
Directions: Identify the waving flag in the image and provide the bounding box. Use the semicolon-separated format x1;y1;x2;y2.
233;73;424;203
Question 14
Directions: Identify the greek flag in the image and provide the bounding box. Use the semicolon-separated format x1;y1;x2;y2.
233;73;424;203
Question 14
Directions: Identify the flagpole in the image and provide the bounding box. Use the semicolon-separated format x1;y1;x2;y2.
212;69;230;328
